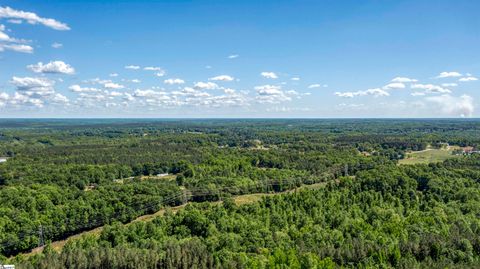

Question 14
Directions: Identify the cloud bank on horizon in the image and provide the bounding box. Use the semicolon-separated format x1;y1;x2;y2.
0;2;478;118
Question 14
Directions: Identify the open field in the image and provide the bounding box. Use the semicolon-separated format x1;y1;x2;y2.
399;146;461;165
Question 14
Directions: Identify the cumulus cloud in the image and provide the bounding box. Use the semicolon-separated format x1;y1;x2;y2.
291;77;300;81
125;65;140;70
228;54;239;59
27;60;75;75
164;78;185;85
69;84;101;93
383;82;405;90
254;84;298;104
436;71;462;78
459;76;478;82
194;81;219;90
209;75;234;82
51;93;69;103
0;6;70;30
7;76;68;108
261;72;278;79
411;83;451;94
334;88;389;98
391;77;418;83
109;73;119;77
104;82;124;89
11;76;54;92
425;94;474;117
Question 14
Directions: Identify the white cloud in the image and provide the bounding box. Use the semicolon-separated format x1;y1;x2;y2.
255;85;283;95
0;44;33;53
224;88;235;94
133;89;171;104
144;66;163;71
51;93;69;103
104;82;124;89
108;91;123;97
194;81;219;90
0;8;68;54
11;76;54;91
254;85;296;104
7;76;68;108
209;75;234;82
0;24;33;53
143;66;166;77
436;71;462;78
164;78;185;85
425;94;474;117
123;93;135;101
51;42;63;49
334;88;389;98
459;76;478;82
69;84;101;93
308;84;321;89
228;54;239;59
125;65;140;70
0;6;70;30
0;25;9;40
411;83;451;94
291;77;300;81
391;77;418;83
83;78;126;90
109;73;119;77
383;82;405;90
27;60;75;75
261;72;278;79
0;92;9;107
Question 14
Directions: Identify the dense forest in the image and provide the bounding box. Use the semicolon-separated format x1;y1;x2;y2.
1;119;480;268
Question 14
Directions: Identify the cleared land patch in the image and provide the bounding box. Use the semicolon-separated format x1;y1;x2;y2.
399;146;461;165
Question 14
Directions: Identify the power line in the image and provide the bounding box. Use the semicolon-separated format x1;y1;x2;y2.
0;177;316;254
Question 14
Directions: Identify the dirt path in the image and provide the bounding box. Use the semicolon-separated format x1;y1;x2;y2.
25;182;327;256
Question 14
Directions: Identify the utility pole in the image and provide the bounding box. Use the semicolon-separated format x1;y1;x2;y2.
38;225;44;248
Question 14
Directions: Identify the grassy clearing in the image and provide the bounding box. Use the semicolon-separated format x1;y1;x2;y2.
399;146;460;165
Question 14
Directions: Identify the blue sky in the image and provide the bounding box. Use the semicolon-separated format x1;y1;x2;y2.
0;0;479;117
